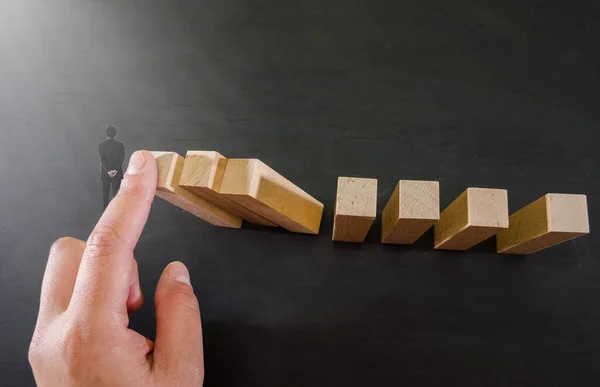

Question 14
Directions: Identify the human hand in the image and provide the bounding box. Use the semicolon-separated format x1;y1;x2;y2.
108;170;118;178
30;150;204;386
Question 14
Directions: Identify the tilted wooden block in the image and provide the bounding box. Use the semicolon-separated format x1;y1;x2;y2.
496;194;589;254
381;180;439;244
179;151;277;227
434;188;508;250
332;177;377;242
151;152;242;228
219;159;324;234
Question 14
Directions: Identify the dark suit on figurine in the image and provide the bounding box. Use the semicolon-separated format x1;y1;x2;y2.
99;127;125;209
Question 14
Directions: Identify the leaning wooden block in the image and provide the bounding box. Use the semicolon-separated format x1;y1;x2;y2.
179;151;277;227
151;152;242;228
434;188;508;250
497;194;589;254
382;180;439;244
219;159;324;234
332;177;377;242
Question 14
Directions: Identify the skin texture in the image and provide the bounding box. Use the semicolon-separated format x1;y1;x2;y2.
29;150;204;386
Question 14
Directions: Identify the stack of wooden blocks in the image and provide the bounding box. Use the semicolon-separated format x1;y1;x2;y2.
150;152;589;255
151;151;324;234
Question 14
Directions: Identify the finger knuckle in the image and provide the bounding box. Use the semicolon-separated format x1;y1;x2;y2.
86;225;122;257
28;334;44;367
165;289;200;313
50;237;77;255
118;177;147;200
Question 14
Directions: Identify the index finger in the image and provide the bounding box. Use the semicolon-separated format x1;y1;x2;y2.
70;150;157;319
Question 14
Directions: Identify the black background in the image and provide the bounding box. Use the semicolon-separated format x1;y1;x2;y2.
1;0;599;386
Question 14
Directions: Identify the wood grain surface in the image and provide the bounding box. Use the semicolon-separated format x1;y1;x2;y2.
180;151;277;226
332;177;377;242
497;194;589;254
152;151;242;228
220;159;324;234
434;188;509;250
381;180;439;244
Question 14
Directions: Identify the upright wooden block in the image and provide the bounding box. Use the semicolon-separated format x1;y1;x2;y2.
381;180;439;244
151;152;242;228
497;194;589;254
434;188;508;250
332;177;378;242
219;159;324;234
179;151;277;227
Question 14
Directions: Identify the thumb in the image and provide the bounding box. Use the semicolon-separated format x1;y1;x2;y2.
153;262;204;384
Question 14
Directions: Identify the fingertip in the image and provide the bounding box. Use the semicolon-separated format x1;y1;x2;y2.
145;150;156;160
49;237;85;256
119;150;157;202
155;262;198;310
139;150;157;195
125;150;156;175
126;150;147;175
165;261;192;287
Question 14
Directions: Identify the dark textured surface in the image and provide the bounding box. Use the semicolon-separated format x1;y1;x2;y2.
1;1;599;386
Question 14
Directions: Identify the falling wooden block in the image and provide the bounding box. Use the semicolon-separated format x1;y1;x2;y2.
381;180;439;244
332;177;378;242
151;152;242;228
434;188;508;250
496;194;589;254
179;151;277;227
219;159;324;234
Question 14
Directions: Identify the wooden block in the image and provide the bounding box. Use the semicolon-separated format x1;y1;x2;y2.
179;151;277;227
219;159;324;234
497;194;589;254
151;152;242;228
381;180;439;244
434;188;508;250
332;177;378;242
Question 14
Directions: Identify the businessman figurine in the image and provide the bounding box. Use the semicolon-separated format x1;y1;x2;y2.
98;126;125;209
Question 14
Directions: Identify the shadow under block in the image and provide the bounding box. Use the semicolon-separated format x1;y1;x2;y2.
496;194;589;254
219;159;324;234
332;177;377;242
434;188;509;250
381;180;439;244
151;152;242;228
179;151;277;227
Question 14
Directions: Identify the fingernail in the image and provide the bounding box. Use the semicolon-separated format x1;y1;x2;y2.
127;151;146;175
168;262;192;287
